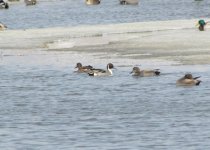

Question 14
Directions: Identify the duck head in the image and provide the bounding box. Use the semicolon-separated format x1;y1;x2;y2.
107;63;114;69
184;73;193;79
130;67;140;74
75;63;82;69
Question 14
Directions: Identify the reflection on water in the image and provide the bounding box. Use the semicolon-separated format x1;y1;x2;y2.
1;52;210;149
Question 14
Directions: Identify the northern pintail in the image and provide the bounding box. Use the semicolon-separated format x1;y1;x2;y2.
75;63;93;73
176;73;201;86
24;0;36;5
88;63;114;76
119;0;139;5
130;67;160;77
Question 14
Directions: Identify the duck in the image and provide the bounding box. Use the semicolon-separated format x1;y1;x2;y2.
0;23;7;31
24;0;36;5
0;0;9;9
130;67;160;77
75;63;93;73
176;73;201;86
86;0;100;5
119;0;139;5
88;63;114;76
8;0;20;2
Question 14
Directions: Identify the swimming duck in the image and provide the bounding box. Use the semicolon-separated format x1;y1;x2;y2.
75;63;93;73
8;0;20;1
0;0;9;9
130;67;160;77
0;23;7;31
176;73;201;86
119;0;139;5
88;63;114;76
86;0;100;5
24;0;36;5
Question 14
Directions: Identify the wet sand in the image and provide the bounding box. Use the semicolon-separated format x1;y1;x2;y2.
0;19;210;65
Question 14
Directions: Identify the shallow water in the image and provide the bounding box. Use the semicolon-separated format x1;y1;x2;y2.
1;0;210;29
1;51;210;149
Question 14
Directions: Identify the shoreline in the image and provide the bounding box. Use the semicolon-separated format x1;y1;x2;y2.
1;19;210;65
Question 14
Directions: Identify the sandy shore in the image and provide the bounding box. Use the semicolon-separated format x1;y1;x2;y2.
0;19;210;65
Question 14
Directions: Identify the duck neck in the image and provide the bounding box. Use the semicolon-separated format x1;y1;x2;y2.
107;66;113;75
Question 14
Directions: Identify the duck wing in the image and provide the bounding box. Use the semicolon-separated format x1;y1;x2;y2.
83;65;93;69
143;69;160;76
90;68;106;73
88;68;106;76
177;78;199;86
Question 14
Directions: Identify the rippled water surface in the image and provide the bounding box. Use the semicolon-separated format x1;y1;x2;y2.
1;52;210;149
0;0;210;29
1;0;210;149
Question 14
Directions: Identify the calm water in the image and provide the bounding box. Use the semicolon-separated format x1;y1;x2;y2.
1;52;210;149
1;0;210;149
0;0;210;29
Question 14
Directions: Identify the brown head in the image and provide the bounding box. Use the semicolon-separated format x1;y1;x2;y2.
130;67;140;74
75;63;82;69
184;73;193;79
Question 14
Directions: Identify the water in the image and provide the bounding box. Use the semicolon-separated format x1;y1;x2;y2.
0;0;210;29
1;0;210;149
1;51;210;149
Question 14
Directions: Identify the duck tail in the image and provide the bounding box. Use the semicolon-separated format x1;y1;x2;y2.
88;72;94;76
155;70;160;76
193;76;201;80
196;80;201;86
5;3;9;9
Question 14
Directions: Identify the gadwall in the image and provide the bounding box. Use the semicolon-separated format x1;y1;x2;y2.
130;67;160;77
8;0;20;2
24;0;36;5
88;63;114;76
86;0;100;5
0;0;9;9
75;63;93;73
176;73;201;86
119;0;139;5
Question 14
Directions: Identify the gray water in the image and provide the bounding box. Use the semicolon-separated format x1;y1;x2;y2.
1;0;210;149
1;53;210;149
0;0;210;29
